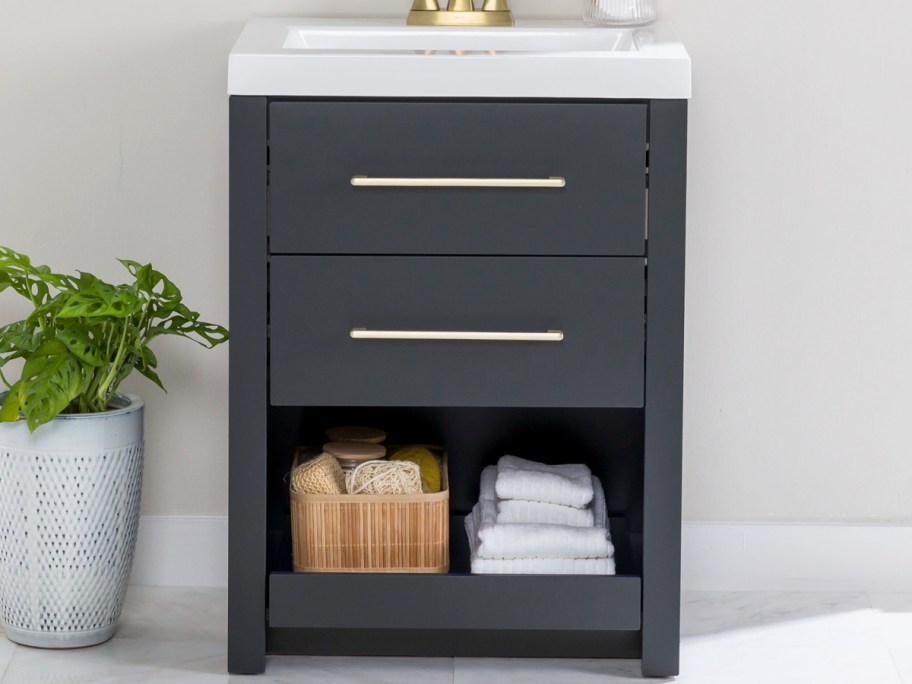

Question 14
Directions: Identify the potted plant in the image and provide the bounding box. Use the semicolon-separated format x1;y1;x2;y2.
0;245;228;648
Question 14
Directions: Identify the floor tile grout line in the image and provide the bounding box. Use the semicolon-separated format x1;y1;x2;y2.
888;648;907;684
0;643;19;684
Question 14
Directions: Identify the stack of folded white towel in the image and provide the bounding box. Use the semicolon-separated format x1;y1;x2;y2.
464;455;616;575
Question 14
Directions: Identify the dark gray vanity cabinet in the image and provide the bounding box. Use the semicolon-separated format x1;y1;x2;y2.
229;97;686;678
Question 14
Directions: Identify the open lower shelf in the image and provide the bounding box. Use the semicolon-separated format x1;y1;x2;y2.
262;406;647;656
268;515;641;633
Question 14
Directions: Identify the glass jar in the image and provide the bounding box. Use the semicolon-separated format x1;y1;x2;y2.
323;441;386;476
583;0;655;26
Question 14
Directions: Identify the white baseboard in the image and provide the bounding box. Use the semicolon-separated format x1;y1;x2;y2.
682;522;912;592
131;516;228;588
130;517;912;592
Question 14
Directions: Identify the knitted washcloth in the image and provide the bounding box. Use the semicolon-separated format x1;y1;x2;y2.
290;453;346;495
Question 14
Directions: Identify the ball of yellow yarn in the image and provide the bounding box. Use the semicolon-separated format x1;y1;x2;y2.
390;446;441;493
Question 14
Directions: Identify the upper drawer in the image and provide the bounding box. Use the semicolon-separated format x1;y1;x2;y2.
269;256;644;408
268;102;647;256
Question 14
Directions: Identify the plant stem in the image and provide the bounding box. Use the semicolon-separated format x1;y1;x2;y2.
96;320;129;409
83;368;102;412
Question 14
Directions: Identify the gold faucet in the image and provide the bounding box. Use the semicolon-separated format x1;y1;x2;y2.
407;0;513;27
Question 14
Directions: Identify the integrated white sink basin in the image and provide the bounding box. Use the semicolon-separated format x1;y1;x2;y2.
229;18;690;99
282;26;634;53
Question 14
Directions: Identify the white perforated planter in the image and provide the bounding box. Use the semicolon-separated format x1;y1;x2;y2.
0;393;143;648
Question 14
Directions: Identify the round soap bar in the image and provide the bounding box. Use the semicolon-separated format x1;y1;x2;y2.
390;446;441;494
325;426;387;444
323;442;386;462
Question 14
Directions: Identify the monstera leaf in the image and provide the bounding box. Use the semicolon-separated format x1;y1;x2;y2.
17;341;84;430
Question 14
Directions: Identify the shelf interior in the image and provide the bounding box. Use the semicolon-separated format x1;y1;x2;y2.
266;404;644;577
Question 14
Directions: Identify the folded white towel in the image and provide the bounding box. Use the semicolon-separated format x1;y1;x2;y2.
465;512;616;575
479;465;498;503
494;455;594;509
474;468;614;560
481;465;608;528
474;503;614;560
497;499;595;527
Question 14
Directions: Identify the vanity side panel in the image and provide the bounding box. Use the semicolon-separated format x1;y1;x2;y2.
228;96;269;675
641;99;687;678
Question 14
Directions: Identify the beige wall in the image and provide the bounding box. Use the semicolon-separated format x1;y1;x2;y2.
665;0;912;521
1;0;910;521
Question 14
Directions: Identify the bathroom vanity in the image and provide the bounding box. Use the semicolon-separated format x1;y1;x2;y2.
228;19;690;677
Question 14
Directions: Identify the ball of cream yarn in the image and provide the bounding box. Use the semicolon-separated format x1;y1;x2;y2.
346;460;423;495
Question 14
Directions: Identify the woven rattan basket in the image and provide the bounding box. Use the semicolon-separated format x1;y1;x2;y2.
290;445;449;573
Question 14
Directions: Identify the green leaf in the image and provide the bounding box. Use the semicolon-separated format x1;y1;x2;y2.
0;382;22;422
19;341;83;431
75;271;99;288
93;281;138;315
140;268;184;319
0;245;31;269
56;291;136;318
137;364;165;392
118;259;142;275
56;293;112;317
140;345;158;369
38;272;78;290
146;315;229;348
27;291;68;325
0;248;55;303
129;345;164;391
57;325;107;367
0;266;40;301
0;320;40;356
119;260;156;296
191;321;230;347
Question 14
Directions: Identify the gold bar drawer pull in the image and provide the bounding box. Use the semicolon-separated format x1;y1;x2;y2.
350;176;566;189
350;329;564;342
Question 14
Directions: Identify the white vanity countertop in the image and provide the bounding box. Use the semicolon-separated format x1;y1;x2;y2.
228;18;691;100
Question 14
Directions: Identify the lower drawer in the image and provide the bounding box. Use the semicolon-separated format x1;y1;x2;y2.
268;572;642;632
269;256;645;408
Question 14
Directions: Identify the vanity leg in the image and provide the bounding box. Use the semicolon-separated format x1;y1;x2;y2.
641;99;687;678
228;96;269;675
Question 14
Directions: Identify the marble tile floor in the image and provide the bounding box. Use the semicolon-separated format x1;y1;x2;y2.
0;588;910;683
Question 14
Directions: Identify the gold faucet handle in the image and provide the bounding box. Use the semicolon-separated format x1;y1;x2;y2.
411;0;439;10
482;0;510;10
